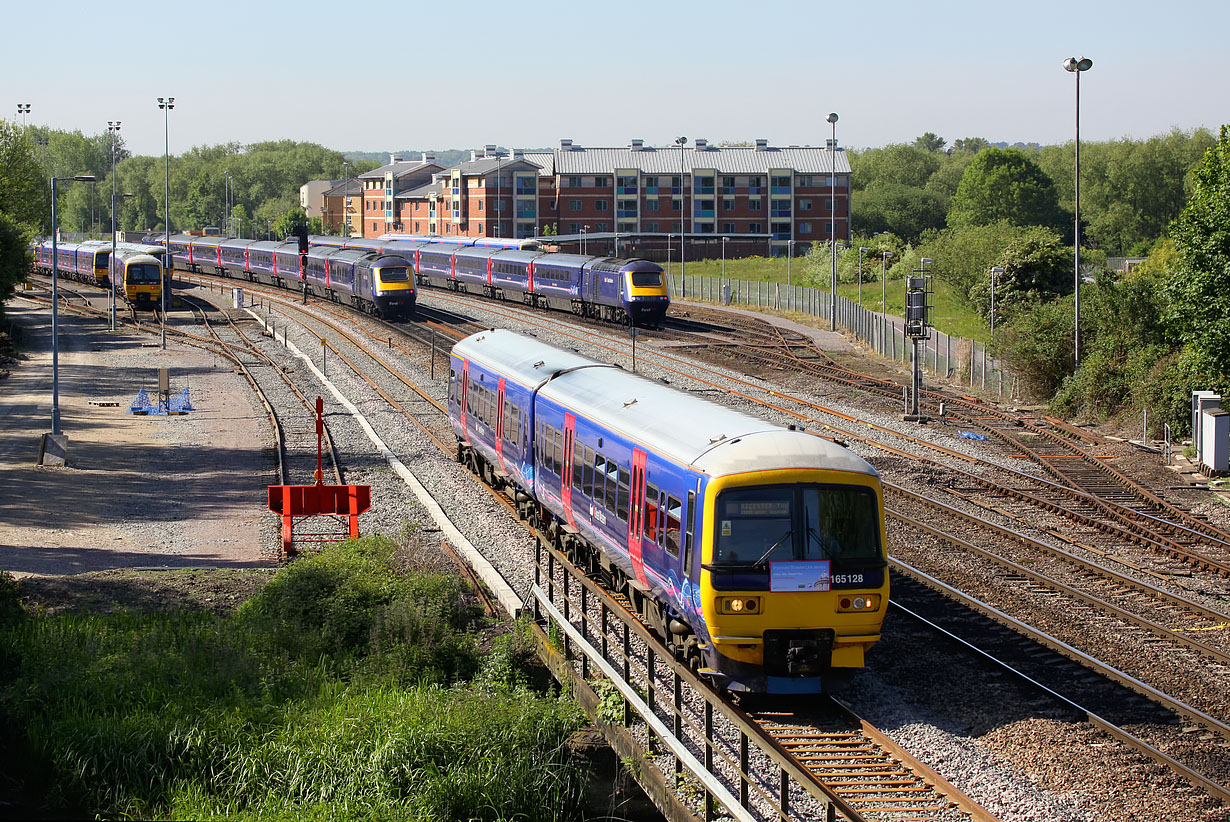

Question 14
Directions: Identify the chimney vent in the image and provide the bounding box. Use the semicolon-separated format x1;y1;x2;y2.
389;154;404;164
422;152;435;163
755;138;768;151
560;138;573;149
695;138;708;150
630;138;644;150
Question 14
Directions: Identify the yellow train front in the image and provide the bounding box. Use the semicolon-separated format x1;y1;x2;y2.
693;452;889;694
113;247;163;309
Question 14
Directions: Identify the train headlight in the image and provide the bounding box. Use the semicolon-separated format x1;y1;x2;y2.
718;596;760;615
837;595;881;613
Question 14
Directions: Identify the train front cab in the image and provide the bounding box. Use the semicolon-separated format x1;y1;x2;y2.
696;467;888;694
121;256;164;309
621;259;670;326
370;255;416;318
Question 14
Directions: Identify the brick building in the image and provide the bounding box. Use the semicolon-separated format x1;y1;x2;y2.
358;153;446;237
362;139;850;258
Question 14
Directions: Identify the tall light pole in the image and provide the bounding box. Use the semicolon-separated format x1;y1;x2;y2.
581;224;589;255
50;175;97;436
857;246;867;305
787;239;795;289
675;136;688;294
17;103;30;130
494;148;503;237
223;172;232;236
342;161;351;237
721;236;728;289
1064;56;1092;367
158;96;174;350
827;112;839;330
667;233;674;280
107;121;121;331
990;267;1004;337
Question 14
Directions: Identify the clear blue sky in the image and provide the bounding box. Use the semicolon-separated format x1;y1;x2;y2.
5;0;1227;157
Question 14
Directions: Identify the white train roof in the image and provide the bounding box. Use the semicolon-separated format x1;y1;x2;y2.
453;329;877;480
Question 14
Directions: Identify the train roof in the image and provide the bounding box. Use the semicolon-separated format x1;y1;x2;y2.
453;330;877;479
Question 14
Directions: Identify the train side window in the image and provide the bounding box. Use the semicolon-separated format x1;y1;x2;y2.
683;490;696;569
572;438;583;492
604;459;618;514
583;447;594;498
617;466;630;523
664;495;682;557
643;483;659;540
449;369;456;404
593;453;606;500
552;427;562;475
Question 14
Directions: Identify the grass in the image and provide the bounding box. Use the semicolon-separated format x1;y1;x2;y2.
0;538;589;820
669;256;993;343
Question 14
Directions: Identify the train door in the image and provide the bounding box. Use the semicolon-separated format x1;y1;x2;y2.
628;448;649;587
527;261;535;294
561;414;576;528
495;379;506;474
486;258;493;287
459;360;470;442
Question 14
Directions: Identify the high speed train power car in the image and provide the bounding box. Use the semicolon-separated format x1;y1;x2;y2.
31;240;163;309
449;329;888;694
160;235;416;320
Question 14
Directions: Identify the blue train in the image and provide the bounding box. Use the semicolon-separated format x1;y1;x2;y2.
450;329;889;694
312;233;670;327
157;235;417;319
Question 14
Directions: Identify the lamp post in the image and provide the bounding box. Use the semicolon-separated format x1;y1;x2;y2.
990;267;1003;337
667;233;674;280
614;232;621;258
1064;56;1092;367
17;103;30;130
826;112;839;330
50;175;97;436
494;148;503;238
881;250;894;348
581;224;589;255
721;236;728;288
857;246;868;305
342;161;351;237
107;121;121;331
787;239;795;288
158;96;174;350
675;136;688;293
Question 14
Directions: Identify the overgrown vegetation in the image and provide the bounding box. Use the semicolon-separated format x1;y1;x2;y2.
0;539;588;820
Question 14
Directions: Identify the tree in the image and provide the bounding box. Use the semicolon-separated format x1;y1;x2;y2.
0;120;50;232
0;211;32;305
948;148;1065;232
275;208;308;240
915;221;1063;305
914;132;946;153
1163;124;1230;379
849;144;941;191
994;295;1075;399
851;183;946;244
951;137;990;154
966;229;1070;325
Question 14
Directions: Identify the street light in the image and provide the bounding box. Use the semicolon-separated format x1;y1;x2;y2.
107;121;121;331
990;267;1004;336
158;96;174;350
581;224;589;255
787;238;796;289
826;111;839;331
49;174;97;436
721;236;728;289
675;136;688;293
342;161;351;237
1064;56;1092;367
494;147;503;237
17;103;30;130
857;246;868;305
667;233;674;280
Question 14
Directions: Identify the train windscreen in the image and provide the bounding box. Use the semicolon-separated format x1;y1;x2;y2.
126;263;162;284
377;267;410;283
630;271;662;287
712;484;880;566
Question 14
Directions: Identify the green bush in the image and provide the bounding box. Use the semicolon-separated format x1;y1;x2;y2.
0;539;586;820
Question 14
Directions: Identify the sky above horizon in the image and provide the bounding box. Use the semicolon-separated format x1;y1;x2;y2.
5;0;1227;158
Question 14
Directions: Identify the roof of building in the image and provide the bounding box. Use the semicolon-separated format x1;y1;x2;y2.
395;180;445;200
521;152;555;176
324;179;363;197
358;159;444;180
549;144;851;176
454;156;543;175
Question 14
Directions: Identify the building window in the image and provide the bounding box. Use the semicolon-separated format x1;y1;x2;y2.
568;176;582;187
722;222;736;234
567;199;580;211
595;200;609;211
414;222;420;232
749;199;762;211
596;222;609;232
647;222;659;232
722;197;735;211
799;198;812;210
671;198;682;212
645;198;659;211
644;176;658;193
698;223;715;234
478;200;483;211
749;223;763;234
671;175;682;193
797;176;812;187
748;176;763;194
825;199;833;211
593;176;609;188
800;222;813;234
569;223;580;233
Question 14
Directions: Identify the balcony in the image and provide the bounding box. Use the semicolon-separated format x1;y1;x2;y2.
694;206;715;218
721;186;736;195
695;185;715;195
771;208;792;218
515;182;536;196
617;185;638;195
771;230;791;241
749;185;763;195
644;185;658;194
770;185;791;195
516;204;536;219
